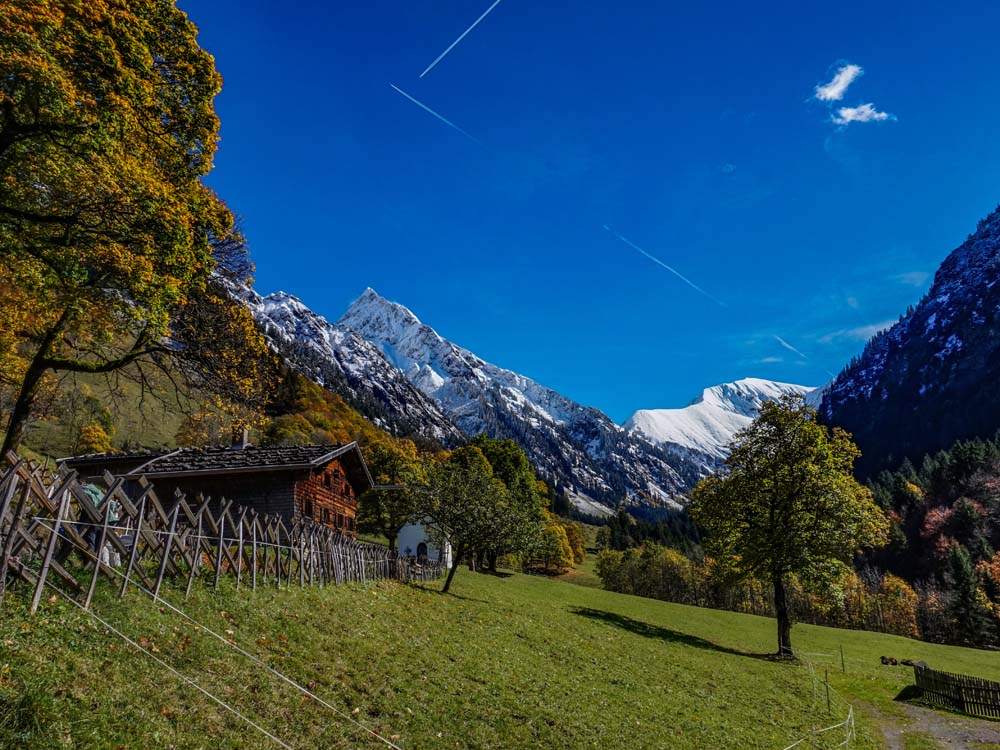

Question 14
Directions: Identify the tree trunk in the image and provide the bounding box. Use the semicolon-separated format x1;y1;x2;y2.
442;544;464;593
1;310;70;457
773;571;793;657
488;550;498;573
1;353;50;456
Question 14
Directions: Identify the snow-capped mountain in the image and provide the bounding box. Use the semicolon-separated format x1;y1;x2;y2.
821;206;1000;477
239;286;464;445
238;284;821;513
337;289;701;514
625;378;818;473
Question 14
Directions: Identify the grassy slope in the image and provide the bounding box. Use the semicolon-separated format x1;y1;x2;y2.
2;567;998;750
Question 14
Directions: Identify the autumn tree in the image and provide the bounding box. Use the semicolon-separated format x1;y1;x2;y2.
0;1;271;454
357;436;430;551
690;395;889;656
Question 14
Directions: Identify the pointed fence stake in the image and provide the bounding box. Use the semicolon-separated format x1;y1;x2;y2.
153;503;180;600
30;488;71;615
120;496;147;599
185;505;205;600
83;498;114;610
0;481;31;607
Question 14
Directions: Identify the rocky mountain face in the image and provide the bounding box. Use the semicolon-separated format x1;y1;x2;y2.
239;284;817;514
336;289;701;515
821;206;1000;477
624;378;818;474
240;286;464;446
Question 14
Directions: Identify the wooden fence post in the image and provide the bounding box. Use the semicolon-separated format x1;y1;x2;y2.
120;495;147;599
83;498;114;610
0;481;30;606
30;487;71;614
235;508;247;591
153;503;181;600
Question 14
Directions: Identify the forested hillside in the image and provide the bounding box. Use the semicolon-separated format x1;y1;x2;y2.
822;207;1000;477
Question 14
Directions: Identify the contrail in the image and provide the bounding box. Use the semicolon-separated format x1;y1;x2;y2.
603;225;726;307
773;335;808;360
420;0;505;78
389;84;483;146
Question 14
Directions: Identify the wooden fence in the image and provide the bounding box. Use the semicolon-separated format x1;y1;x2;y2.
914;663;1000;719
0;450;442;614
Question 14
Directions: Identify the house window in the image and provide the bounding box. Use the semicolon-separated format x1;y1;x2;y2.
324;474;332;488
304;499;313;517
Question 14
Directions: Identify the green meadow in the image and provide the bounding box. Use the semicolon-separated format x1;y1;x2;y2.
2;567;997;750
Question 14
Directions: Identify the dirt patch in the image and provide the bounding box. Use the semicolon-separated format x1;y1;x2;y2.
880;702;1000;749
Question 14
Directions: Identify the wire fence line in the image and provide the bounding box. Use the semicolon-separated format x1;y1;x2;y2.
0;449;443;616
778;658;857;750
0;449;442;748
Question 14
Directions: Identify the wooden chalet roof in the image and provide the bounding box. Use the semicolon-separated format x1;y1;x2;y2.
60;443;374;494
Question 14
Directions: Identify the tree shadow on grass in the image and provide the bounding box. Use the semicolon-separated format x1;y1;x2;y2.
571;607;782;661
399;581;489;603
477;570;514;579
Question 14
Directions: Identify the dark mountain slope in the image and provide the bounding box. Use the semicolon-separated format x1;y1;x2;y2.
821;207;1000;477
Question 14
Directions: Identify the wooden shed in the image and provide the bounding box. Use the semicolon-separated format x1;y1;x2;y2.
60;443;373;532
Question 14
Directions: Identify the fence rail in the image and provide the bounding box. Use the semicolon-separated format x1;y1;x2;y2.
914;664;1000;719
0;450;442;613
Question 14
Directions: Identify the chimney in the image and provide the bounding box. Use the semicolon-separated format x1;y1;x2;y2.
231;426;250;450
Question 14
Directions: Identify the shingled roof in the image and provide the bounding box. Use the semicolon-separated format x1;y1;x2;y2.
61;443;374;493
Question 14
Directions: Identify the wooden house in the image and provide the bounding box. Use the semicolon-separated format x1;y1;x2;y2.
60;443;373;532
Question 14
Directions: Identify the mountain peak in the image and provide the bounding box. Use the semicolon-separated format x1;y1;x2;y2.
340;288;422;330
625;378;817;465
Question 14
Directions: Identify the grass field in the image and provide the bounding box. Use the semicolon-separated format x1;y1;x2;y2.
1;564;998;750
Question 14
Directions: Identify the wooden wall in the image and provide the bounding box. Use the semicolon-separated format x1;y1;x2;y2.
152;471;298;520
67;459;361;531
294;458;358;531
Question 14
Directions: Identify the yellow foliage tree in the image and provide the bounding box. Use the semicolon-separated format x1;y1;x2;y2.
78;423;112;454
0;1;273;454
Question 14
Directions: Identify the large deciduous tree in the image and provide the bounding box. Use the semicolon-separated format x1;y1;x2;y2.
469;434;546;571
690;395;889;656
0;1;267;453
423;446;510;593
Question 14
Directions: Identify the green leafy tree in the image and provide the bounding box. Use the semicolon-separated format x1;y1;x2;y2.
422;446;509;593
357;436;429;550
690;395;889;656
469;435;545;570
0;1;263;454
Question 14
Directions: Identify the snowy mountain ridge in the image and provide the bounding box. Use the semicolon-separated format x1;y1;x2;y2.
336;288;705;513
624;378;818;471
237;284;820;513
338;288;591;434
237;285;465;445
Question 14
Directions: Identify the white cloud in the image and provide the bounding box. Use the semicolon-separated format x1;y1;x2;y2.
846;296;860;309
757;356;783;363
832;102;894;125
815;64;863;102
894;271;930;287
819;320;895;344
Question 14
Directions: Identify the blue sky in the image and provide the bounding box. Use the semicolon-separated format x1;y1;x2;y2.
181;0;1000;422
